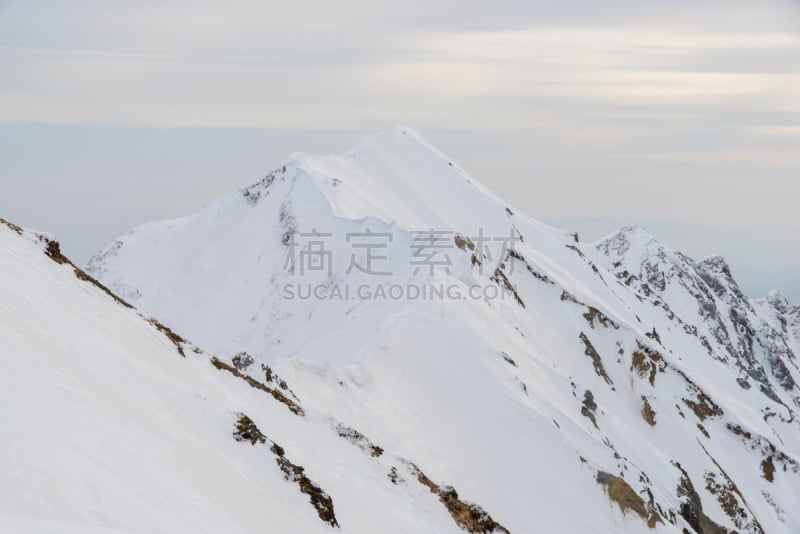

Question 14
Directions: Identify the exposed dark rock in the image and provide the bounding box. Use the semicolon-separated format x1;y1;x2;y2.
631;343;666;387
335;424;383;457
491;268;525;308
583;306;620;330
410;464;510;534
0;217;23;234
641;397;656;426
242;168;283;205
272;442;340;528
726;423;798;482
581;390;598;428
500;352;517;367
147;318;187;357
596;471;661;528
232;414;339;528
579;333;613;386
211;357;304;415
233;413;266;445
231;352;255;371
674;462;729;534
454;234;476;251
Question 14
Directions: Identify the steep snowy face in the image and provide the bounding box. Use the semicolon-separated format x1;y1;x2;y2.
0;219;519;534
78;128;800;533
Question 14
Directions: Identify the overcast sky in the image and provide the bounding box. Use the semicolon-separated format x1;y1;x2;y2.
1;0;798;301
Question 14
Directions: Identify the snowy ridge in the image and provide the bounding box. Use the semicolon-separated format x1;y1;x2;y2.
3;126;799;533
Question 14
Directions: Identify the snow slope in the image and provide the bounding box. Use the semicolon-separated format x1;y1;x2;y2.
5;126;799;533
0;219;515;534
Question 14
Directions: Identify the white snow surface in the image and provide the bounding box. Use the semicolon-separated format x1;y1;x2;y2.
2;126;800;533
1;221;476;534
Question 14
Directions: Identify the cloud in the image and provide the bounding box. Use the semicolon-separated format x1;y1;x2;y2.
1;0;799;128
0;0;798;298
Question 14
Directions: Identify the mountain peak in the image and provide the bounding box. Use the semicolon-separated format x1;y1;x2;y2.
611;224;658;243
343;124;458;175
594;225;662;263
697;254;739;294
766;289;789;306
270;125;516;234
347;125;439;156
698;254;730;271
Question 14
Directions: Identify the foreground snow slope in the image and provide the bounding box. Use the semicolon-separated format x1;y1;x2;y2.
1;219;521;534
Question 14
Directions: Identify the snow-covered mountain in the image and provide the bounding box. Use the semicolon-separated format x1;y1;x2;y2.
2;126;798;533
